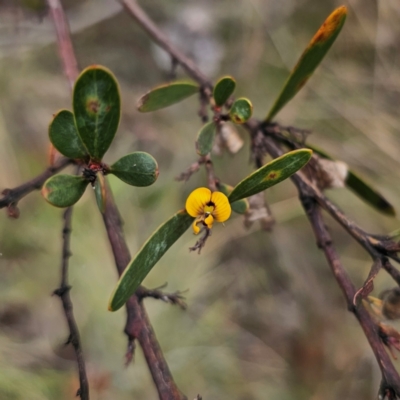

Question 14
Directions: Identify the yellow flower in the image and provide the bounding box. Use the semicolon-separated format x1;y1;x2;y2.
185;187;231;234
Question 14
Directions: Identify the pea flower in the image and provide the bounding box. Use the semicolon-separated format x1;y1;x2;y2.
186;187;231;234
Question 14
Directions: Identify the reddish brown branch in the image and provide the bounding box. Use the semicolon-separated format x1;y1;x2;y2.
203;156;218;192
0;157;71;210
383;259;400;287
119;0;210;87
175;159;204;182
47;0;79;88
258;131;400;394
102;183;187;400
300;196;400;396
53;207;89;400
176;155;218;192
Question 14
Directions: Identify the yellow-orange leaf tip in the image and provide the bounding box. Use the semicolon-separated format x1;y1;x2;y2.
310;6;347;47
185;187;231;234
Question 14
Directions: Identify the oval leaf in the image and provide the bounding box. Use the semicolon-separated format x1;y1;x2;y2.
42;175;88;208
229;98;253;124
265;6;347;122
196;122;216;156
229;149;313;203
49;110;88;160
108;210;194;311
73;65;121;161
110;152;159;187
213;76;236;107
137;81;199;112
217;182;249;214
94;172;107;213
307;144;395;216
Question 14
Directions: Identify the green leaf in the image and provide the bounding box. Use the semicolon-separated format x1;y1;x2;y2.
137;81;199;112
42;175;88;208
229;149;312;203
94;172;106;213
196;122;216;156
265;6;347;122
217;182;249;214
307;144;395;216
73;65;121;161
229;98;253;124
49;110;88;160
346;171;395;216
109;152;159;187
213;76;236;107
108;210;194;311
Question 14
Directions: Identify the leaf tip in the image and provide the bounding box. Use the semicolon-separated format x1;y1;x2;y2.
310;6;347;47
137;93;149;112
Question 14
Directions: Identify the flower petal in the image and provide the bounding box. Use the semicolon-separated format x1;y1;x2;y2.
186;187;212;217
192;218;201;235
211;191;231;222
204;214;214;229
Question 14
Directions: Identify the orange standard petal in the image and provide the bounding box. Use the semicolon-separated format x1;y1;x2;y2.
185;187;212;218
210;191;231;222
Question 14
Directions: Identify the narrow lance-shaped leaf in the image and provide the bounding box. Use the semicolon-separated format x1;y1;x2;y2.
196;122;216;156
229;98;253;124
346;171;395;216
108;210;194;311
94;172;107;213
42;175;89;208
73;65;121;161
49;110;88;160
229;149;312;203
109;152;159;187
265;6;347;122
307;144;395;216
213;76;236;107
137;81;199;112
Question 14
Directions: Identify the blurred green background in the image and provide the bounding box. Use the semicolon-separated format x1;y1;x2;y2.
1;0;400;399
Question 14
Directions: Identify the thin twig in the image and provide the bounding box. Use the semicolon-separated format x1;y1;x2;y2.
198;87;211;123
383;259;400;287
175;159;204;182
46;2;89;398
176;155;218;192
300;196;400;396
203;156;218;192
53;207;89;400
119;0;210;87
47;0;79;88
0;157;71;210
137;284;187;310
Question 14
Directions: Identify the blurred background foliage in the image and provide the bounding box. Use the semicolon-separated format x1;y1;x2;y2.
1;0;400;399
